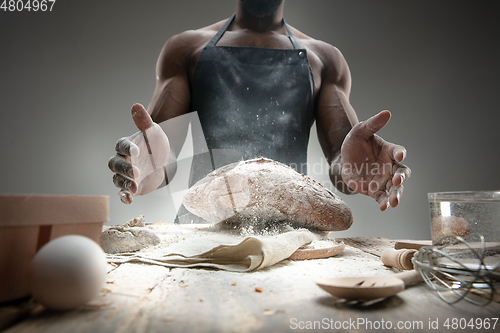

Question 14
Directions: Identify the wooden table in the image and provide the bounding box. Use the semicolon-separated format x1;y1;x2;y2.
1;237;499;333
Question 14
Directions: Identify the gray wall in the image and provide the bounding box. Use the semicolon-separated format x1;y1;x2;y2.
1;0;499;240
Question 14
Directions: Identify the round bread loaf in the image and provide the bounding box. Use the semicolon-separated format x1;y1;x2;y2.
182;158;353;231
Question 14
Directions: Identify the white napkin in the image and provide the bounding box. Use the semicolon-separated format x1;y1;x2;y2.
106;227;316;272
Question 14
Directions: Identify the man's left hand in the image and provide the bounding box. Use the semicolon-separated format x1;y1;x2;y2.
340;110;411;211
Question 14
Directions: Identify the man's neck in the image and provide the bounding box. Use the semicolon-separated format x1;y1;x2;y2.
234;1;285;33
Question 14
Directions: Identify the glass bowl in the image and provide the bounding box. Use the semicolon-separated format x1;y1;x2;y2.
428;191;500;243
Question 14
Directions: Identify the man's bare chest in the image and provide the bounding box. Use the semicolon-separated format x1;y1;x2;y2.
216;30;294;49
187;30;322;96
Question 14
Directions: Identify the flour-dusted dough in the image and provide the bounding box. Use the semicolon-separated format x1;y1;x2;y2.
182;158;353;231
100;216;161;254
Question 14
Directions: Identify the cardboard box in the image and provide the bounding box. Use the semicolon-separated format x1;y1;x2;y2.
0;195;109;303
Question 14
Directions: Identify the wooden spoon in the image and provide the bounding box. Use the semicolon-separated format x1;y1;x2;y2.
315;270;423;301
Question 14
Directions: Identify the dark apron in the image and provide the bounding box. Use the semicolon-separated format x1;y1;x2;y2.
176;13;315;224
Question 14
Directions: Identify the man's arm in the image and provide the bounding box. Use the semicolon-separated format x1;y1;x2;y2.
314;43;358;194
148;32;195;165
314;43;410;210
108;32;195;203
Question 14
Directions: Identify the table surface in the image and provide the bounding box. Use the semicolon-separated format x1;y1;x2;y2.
1;236;499;333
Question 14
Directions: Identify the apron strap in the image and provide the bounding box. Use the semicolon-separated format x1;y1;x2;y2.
207;13;236;47
284;22;304;49
207;13;304;50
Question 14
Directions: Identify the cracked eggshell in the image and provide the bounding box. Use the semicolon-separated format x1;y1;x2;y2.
29;235;107;311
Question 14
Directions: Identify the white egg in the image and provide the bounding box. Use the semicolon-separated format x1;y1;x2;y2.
29;235;108;311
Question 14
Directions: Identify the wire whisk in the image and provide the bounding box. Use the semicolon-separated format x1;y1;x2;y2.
413;234;500;306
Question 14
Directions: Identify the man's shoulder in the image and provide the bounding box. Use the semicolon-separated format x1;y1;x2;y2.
292;28;343;63
157;19;226;72
166;19;226;51
290;26;347;74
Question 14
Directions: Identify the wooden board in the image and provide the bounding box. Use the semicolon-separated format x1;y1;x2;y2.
394;240;432;250
395;240;500;252
340;237;396;257
288;240;345;260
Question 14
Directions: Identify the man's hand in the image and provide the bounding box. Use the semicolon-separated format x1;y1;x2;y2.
108;103;170;204
340;110;411;211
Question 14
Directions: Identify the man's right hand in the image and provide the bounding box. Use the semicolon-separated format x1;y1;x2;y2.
108;103;170;204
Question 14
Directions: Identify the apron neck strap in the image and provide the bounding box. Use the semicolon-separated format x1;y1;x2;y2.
284;21;303;49
207;13;304;49
207;13;236;47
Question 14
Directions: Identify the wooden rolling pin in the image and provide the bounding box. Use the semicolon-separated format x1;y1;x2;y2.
381;248;417;270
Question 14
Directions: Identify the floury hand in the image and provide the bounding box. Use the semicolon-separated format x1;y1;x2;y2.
108;104;170;204
340;111;411;211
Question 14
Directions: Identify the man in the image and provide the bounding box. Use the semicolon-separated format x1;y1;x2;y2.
108;0;411;217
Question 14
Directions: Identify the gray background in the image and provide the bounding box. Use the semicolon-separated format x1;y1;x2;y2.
1;0;499;239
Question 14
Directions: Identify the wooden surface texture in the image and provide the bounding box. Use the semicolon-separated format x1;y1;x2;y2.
1;237;499;333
